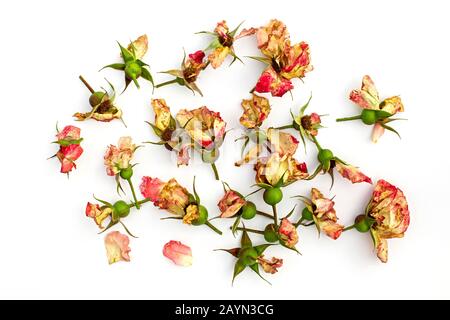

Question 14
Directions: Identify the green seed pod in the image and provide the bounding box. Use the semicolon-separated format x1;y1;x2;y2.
119;166;133;180
361;109;377;125
89;91;107;107
354;214;371;233
317;149;334;165
201;149;220;163
113;200;130;219
302;207;314;221
238;247;259;266
263;187;283;205
264;224;279;243
241;202;257;220
125;61;142;80
192;205;208;226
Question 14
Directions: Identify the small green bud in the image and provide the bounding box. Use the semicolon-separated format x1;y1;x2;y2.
119;166;133;180
241;202;257;220
238;247;259;266
113;200;130;219
302;207;314;221
263;187;283;205
318;149;334;165
361;109;377;125
125;61;142;80
192;205;208;226
354;214;372;233
264;224;279;243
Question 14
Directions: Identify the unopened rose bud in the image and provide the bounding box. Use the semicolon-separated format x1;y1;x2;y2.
264;224;279;242
241;202;257;220
263;187;283;205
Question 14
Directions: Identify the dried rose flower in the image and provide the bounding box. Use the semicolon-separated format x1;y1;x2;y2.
50;125;84;174
74;76;124;125
346;180;410;263
157;50;207;96
295;188;344;240
101;35;153;92
239;94;271;129
140;176;222;234
337;75;405;143
198;20;256;68
249;19;313;97
104;231;131;265
163;240;193;266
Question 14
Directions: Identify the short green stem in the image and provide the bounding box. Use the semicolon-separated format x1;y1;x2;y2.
129;198;151;208
79;75;95;93
343;225;355;232
205;221;222;235
272;205;278;227
311;135;322;151
211;163;220;180
256;211;273;219
127;178;140;210
156;79;179;88
336;115;361;122
234;227;264;235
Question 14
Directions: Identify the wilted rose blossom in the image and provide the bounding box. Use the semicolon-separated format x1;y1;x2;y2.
254;19;312;97
367;180;410;263
278;218;299;248
349;75;404;143
163;240;193;266
151;98;173;133
299;112;321;137
176;106;226;150
54;125;83;173
254;153;308;186
240;94;271;129
218;190;246;218
140;176;190;216
85;202;112;229
104;136;137;176
310;188;344;239
104;231;131;265
257;255;283;274
335;162;372;184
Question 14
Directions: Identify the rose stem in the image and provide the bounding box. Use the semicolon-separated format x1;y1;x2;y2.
311;135;322;151
211;163;220;180
276;124;294;130
256;211;273;219
234;227;264;235
205;221;222;235
129;198;151;208
79;75;95;94
127;178;140;210
342;225;355;232
336;115;361;122
155;79;179;88
272;205;278;227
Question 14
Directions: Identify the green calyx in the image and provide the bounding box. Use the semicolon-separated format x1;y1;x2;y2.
354;214;374;233
361;109;377;125
238;247;259;266
318;149;334;165
201;149;220;163
301;207;314;221
89;91;107;107
112;200;130;221
264;224;279;243
119;166;133;180
241;202;257;220
125;61;142;80
192;205;209;226
263;187;283;205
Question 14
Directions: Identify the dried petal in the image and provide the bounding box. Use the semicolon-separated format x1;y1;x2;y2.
335;162;372;184
104;231;131;265
163;240;193;266
218;190;246;218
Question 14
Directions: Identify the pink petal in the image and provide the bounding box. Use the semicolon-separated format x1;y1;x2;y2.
163;240;193;266
104;231;131;265
335;162;372;184
371;123;385;143
140;176;165;201
56;125;81;141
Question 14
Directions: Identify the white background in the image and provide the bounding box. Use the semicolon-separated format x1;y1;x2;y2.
1;0;449;299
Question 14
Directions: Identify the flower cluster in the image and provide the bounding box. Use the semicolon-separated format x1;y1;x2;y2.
49;20;410;280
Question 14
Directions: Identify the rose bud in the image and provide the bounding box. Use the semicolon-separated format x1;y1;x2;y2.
163;240;193;267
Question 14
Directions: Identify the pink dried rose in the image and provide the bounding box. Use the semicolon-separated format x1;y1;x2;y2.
199;20;256;69
257;255;283;274
239;94;271;129
85;202;113;229
104;231;131;265
297;188;344;240
74;76;124;124
163;240;193;266
254;153;308;187
158;50;207;96
218;190;246;218
104;136;137;176
309;136;372;187
278;218;299;248
337;75;405;143
50;125;84;174
251;19;313;97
